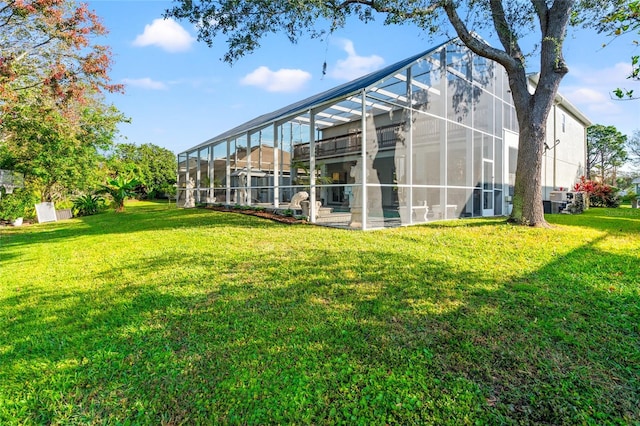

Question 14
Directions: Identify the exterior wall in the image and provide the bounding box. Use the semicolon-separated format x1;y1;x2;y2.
541;103;587;199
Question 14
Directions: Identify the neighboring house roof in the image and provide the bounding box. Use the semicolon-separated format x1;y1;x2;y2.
632;177;640;184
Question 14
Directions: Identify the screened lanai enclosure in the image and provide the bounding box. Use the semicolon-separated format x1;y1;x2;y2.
177;40;521;229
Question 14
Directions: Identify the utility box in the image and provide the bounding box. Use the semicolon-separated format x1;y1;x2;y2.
549;191;574;213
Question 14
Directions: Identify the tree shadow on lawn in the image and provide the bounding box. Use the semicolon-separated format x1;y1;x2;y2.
1;233;638;424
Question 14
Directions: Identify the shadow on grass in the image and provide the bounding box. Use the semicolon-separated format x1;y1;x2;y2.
1;223;638;423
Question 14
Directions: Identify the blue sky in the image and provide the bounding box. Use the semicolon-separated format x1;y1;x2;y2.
88;1;639;155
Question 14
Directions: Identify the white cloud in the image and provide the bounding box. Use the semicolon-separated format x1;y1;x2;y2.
133;18;195;53
562;88;610;109
240;66;312;92
561;61;638;136
122;77;167;90
329;39;385;81
569;62;632;87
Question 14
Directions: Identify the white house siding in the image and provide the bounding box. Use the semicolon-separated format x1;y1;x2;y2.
541;102;588;199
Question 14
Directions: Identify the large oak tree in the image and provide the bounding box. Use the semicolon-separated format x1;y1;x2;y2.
166;0;622;226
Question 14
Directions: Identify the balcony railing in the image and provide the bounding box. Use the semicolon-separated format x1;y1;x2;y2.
293;123;403;160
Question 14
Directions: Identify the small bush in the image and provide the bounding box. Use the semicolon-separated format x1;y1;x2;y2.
72;194;106;217
574;176;620;208
0;188;38;221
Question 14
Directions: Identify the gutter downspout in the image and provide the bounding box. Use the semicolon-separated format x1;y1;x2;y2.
553;103;557;193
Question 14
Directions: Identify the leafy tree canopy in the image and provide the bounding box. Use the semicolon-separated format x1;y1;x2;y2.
596;0;640;99
0;0;123;110
587;124;628;185
0;0;127;202
0;95;126;201
107;143;177;198
627;129;640;167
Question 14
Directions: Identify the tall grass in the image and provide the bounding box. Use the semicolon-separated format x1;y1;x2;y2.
1;201;638;424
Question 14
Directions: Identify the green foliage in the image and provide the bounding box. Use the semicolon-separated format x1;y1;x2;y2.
157;181;177;201
0;188;38;221
0;95;125;202
587;124;628;184
72;194;106;217
0;202;638;423
107;143;177;199
291;160;334;187
98;175;141;212
599;0;640;99
0;1;126;202
621;190;637;204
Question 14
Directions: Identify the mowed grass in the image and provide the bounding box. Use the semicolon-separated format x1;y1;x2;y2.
0;201;638;425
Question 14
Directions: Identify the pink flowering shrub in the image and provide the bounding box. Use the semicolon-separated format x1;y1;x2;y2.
574;176;620;208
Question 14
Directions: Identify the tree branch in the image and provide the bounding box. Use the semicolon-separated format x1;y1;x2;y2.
331;0;439;20
531;0;548;30
443;0;521;73
0;7;18;28
487;0;526;70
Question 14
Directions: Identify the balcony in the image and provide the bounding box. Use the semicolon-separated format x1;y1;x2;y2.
293;123;403;161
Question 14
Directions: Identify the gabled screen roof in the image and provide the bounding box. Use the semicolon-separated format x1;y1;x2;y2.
183;40;451;153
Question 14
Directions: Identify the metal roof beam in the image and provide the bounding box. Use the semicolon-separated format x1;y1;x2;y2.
393;73;441;95
347;96;393;112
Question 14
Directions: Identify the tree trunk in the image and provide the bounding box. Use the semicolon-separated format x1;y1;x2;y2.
507;64;563;227
442;0;570;227
510;122;547;226
506;28;568;226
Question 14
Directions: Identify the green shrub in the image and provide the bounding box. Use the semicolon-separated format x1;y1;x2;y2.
574;176;621;208
621;191;637;204
72;194;106;216
0;189;38;221
97;175;140;213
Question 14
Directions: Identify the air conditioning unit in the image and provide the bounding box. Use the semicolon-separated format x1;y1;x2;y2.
550;191;568;202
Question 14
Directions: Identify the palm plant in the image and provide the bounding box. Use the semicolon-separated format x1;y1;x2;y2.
72;194;106;216
98;176;140;212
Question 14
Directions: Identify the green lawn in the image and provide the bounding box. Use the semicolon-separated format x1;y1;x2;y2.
1;201;638;425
